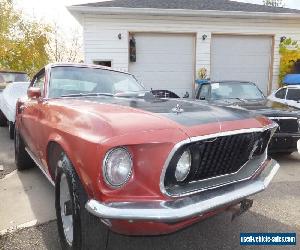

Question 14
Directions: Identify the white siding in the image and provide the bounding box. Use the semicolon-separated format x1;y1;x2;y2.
82;14;300;92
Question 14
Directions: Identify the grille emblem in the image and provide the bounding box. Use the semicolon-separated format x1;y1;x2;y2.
172;104;184;114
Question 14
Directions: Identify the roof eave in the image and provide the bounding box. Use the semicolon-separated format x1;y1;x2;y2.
67;5;300;21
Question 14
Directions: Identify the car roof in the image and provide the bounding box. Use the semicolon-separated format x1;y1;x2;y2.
0;70;27;74
47;63;132;75
286;85;300;89
279;85;300;89
203;80;255;84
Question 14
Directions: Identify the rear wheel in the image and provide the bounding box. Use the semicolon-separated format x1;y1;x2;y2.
9;121;15;140
14;129;34;170
55;152;108;250
0;110;7;127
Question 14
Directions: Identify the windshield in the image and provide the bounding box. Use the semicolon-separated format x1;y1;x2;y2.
0;72;28;83
48;66;144;98
210;82;264;100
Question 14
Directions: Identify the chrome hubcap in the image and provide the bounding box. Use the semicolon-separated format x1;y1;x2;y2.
60;173;73;245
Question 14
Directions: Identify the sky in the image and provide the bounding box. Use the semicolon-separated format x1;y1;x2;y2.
14;0;300;38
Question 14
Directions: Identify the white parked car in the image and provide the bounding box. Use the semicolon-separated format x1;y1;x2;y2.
268;85;300;109
0;82;30;139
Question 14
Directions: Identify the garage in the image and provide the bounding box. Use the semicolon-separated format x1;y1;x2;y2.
211;35;273;94
129;33;195;98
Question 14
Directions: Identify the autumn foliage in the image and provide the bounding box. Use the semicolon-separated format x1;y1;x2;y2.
0;0;51;77
279;38;300;86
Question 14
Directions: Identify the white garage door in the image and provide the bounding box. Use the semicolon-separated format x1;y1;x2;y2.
129;33;195;97
211;35;272;94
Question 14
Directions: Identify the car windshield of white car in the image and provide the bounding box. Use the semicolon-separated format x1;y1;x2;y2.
210;82;264;101
48;66;145;98
0;72;28;83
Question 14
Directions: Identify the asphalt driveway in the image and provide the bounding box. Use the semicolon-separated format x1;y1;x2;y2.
0;126;299;249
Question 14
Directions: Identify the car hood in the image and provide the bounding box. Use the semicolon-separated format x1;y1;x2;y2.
211;99;300;118
51;96;269;139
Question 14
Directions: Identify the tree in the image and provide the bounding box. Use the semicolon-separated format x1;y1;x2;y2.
0;0;51;77
263;0;285;7
279;38;300;86
47;23;83;63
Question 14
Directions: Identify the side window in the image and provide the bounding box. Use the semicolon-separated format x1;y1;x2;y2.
286;89;300;101
33;72;45;94
198;84;210;100
275;88;287;99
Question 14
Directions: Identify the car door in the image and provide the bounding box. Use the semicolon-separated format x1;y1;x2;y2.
20;69;46;158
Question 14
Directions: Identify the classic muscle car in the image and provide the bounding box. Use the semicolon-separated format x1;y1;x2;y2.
15;63;279;249
0;81;30;139
196;81;300;154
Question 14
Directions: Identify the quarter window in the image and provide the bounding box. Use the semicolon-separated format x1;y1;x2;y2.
275;88;287;99
286;89;300;101
33;72;45;94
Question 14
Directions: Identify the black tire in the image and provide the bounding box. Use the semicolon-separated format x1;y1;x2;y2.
9;121;15;140
14;129;35;170
55;153;108;250
0;110;7;127
270;151;293;157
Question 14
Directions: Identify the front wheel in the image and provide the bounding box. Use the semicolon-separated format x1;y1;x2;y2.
9;121;15;140
15;129;34;170
0;110;7;127
55;153;108;250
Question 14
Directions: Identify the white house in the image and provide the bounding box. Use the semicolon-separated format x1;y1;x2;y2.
68;0;300;97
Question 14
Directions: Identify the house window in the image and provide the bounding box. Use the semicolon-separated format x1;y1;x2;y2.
93;60;112;67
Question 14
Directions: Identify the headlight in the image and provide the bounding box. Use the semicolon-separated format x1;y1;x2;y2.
175;149;191;182
103;147;132;187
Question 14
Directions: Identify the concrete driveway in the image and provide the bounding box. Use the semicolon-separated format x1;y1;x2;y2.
0;126;299;249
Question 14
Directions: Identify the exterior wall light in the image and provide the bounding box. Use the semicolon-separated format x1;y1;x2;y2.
280;36;287;43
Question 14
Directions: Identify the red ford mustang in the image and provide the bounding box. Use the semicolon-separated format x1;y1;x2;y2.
15;63;279;249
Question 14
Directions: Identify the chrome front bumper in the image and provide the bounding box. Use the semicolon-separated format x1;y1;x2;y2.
86;159;279;223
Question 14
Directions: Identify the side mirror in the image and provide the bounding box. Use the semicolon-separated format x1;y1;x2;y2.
27;87;41;99
183;92;189;98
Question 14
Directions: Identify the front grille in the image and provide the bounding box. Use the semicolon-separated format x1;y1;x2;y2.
164;131;271;189
271;118;299;133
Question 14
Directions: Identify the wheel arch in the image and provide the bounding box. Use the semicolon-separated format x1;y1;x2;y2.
46;134;78;182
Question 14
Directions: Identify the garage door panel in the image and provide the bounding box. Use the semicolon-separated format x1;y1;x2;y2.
215;59;270;68
211;35;272;94
131;63;193;73
134;55;193;65
135;72;193;85
212;36;271;53
129;33;195;97
136;35;194;51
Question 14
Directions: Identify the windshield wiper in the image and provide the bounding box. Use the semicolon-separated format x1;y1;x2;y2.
217;97;247;103
61;93;114;98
